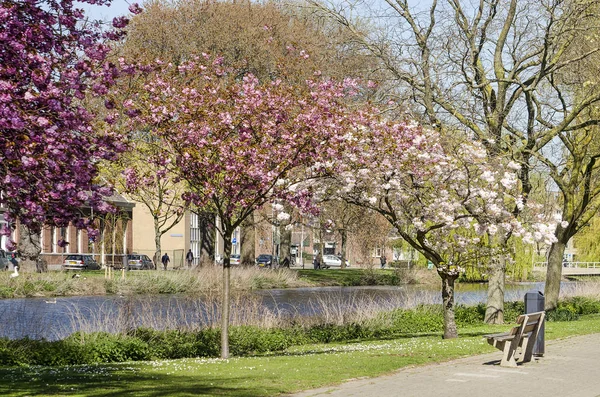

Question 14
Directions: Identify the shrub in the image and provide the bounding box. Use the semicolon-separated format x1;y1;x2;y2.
303;323;374;343
546;308;579;322
503;301;525;323
132;328;220;359
378;305;444;333
558;296;600;315
230;326;294;355
455;304;485;325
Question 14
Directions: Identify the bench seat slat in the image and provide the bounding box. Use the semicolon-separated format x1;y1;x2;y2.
489;334;515;342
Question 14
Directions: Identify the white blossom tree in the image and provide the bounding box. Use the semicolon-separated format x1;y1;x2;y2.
328;123;556;338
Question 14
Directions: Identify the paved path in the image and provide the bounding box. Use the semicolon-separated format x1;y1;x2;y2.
289;333;600;397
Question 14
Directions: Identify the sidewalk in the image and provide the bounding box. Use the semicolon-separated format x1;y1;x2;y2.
289;333;600;397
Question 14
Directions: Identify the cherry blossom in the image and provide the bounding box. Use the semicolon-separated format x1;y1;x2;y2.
119;54;377;358
326;123;556;338
0;0;134;254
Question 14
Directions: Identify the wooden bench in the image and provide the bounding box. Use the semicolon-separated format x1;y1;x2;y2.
484;311;545;367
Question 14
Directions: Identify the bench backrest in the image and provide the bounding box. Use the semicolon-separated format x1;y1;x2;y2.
512;311;545;337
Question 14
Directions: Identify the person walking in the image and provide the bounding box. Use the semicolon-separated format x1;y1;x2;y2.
313;254;320;270
186;249;194;268
161;252;170;270
9;253;18;270
380;254;387;269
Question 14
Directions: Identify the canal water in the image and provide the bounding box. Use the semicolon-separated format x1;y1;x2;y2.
0;282;581;340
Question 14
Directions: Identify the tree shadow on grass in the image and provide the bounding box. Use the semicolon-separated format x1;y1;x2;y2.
0;365;280;397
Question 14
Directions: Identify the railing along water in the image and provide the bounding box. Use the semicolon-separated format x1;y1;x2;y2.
533;262;600;275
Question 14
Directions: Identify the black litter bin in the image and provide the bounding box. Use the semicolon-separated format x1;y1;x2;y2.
524;291;545;356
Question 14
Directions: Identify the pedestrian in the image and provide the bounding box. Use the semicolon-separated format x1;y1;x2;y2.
186;249;194;268
161;252;170;270
9;253;18;269
380;254;387;269
313;254;321;270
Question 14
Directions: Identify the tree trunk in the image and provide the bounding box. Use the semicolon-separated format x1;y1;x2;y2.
199;212;215;265
545;237;567;311
18;224;42;273
440;272;458;339
221;229;232;359
240;215;255;266
340;229;347;269
485;253;506;324
153;217;161;270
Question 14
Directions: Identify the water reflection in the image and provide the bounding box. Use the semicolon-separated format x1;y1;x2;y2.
0;282;581;340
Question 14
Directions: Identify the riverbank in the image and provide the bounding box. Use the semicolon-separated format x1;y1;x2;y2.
1;314;599;397
0;267;439;299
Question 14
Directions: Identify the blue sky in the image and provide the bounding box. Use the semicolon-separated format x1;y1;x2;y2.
80;0;429;23
78;0;135;22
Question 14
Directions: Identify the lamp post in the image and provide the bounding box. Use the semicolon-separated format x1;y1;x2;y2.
300;222;304;269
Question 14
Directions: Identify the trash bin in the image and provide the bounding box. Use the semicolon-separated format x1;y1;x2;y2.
524;290;545;356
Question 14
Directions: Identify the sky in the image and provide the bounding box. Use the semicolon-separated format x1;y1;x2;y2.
78;0;136;23
80;0;429;23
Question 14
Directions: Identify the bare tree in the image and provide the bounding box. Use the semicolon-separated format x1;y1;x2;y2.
309;0;600;319
122;0;381;84
536;10;600;308
105;138;187;268
321;200;379;268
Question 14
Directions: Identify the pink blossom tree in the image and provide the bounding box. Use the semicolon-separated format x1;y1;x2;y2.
0;0;140;271
329;125;556;338
123;54;372;358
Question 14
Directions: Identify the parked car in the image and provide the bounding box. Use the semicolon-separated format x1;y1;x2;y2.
63;254;101;270
230;254;241;265
0;249;8;271
126;254;155;270
321;254;350;268
255;254;278;268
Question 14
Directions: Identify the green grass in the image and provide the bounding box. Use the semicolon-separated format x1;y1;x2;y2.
297;268;402;286
2;314;599;397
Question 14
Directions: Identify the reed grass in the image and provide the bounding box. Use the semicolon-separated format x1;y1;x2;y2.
0;266;308;298
53;286;446;341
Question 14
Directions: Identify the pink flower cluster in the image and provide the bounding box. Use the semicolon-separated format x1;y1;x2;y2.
121;55;374;226
0;0;135;239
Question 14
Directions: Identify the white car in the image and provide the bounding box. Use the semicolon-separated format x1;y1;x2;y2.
230;254;241;265
321;254;350;268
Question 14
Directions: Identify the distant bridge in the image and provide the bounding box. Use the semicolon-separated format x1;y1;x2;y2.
533;262;600;276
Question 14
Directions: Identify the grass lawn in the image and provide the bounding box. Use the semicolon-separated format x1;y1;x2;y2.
296;268;401;286
2;314;599;397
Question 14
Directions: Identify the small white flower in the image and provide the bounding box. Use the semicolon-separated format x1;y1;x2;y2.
277;212;291;221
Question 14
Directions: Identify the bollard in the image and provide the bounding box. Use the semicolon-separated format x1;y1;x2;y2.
524;290;545;356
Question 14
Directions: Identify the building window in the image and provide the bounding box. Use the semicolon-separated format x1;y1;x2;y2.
190;212;201;265
77;229;82;253
52;227;58;253
373;247;383;258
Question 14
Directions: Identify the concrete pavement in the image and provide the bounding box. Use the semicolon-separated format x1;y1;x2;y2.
289;333;600;397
